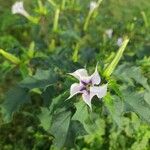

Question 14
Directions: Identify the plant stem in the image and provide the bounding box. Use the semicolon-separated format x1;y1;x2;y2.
53;8;60;32
141;11;149;28
83;0;103;31
61;0;66;10
83;10;93;31
72;43;80;62
47;0;57;7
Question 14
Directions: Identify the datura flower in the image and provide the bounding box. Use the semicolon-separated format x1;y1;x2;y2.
90;1;98;11
12;1;38;24
117;37;123;47
12;1;29;17
105;28;113;39
68;65;107;109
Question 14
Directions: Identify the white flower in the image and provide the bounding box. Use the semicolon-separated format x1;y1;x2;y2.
90;1;98;11
105;29;113;39
68;65;107;109
12;1;28;17
117;37;123;47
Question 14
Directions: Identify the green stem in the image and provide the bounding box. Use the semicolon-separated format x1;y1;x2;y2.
97;0;103;5
83;0;103;31
47;0;57;7
72;43;80;62
26;15;39;24
53;8;60;32
61;0;66;10
83;10;93;31
141;11;149;28
38;0;47;15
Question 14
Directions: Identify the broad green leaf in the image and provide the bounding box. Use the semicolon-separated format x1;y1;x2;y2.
41;86;56;106
144;92;150;106
50;108;72;148
49;91;71;115
64;120;87;148
114;64;150;90
20;69;58;89
72;100;89;125
72;100;107;135
109;79;124;99
47;92;74;148
1;86;30;122
124;91;150;124
72;100;95;134
104;94;124;126
38;107;52;131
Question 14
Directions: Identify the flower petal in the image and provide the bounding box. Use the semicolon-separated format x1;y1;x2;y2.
90;1;98;11
12;1;29;17
69;69;88;80
80;76;92;85
67;83;83;99
90;84;107;99
82;92;92;109
90;65;101;85
105;29;113;39
117;37;123;47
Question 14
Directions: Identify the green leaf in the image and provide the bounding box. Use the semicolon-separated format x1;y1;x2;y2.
114;64;150;90
109;79;124;99
38;107;52;131
124;91;150;124
41;86;56;106
64;120;87;148
104;94;124;126
72;100;107;135
144;92;150;106
1;86;30;122
49;91;69;114
50;108;72;148
20;69;58;89
72;100;89;125
72;100;94;134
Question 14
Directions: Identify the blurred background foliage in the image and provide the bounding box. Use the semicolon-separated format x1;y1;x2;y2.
0;0;150;149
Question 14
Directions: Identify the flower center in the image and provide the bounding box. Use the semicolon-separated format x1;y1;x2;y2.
85;83;91;91
80;80;92;93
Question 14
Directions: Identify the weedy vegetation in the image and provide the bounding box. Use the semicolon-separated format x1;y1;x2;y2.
0;0;150;149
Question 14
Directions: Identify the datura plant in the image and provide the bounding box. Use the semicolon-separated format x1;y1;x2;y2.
0;0;150;149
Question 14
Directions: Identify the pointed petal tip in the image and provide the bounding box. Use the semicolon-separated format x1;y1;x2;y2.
99;84;108;98
90;84;108;99
91;64;101;85
65;95;72;101
82;93;92;109
68;83;82;100
67;68;88;80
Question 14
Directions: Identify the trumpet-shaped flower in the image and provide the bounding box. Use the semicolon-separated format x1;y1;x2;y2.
90;1;98;11
12;1;38;24
117;37;123;47
12;1;29;17
105;29;113;39
68;65;107;109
